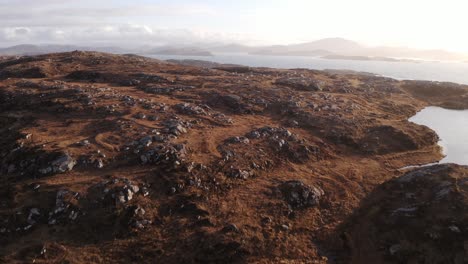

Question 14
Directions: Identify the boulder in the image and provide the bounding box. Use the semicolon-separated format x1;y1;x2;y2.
278;180;324;208
39;153;76;174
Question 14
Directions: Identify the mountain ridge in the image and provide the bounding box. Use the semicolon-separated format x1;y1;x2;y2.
1;38;467;61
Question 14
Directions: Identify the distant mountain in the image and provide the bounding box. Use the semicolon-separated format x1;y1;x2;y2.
0;44;128;56
248;38;364;56
146;47;213;56
209;44;257;53
1;38;467;61
240;38;467;61
211;38;364;56
292;38;363;52
0;44;214;57
322;54;421;63
253;48;332;57
0;44;58;55
365;46;465;61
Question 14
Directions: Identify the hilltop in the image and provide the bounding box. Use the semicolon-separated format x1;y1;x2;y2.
0;51;468;263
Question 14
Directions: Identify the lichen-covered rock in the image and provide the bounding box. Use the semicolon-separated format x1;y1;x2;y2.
279;180;324;208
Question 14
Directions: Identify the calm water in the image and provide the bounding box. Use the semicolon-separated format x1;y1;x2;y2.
410;106;468;165
148;54;468;165
147;53;468;85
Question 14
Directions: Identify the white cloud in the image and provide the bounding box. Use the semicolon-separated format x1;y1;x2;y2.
0;1;229;47
1;0;467;53
0;24;252;47
0;27;32;41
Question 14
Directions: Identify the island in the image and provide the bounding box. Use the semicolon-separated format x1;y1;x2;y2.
321;54;421;62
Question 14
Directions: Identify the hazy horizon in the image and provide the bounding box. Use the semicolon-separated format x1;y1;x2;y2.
1;0;467;54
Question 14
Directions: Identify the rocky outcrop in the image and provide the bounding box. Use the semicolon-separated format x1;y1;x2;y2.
343;164;468;264
39;153;76;175
279;180;324;209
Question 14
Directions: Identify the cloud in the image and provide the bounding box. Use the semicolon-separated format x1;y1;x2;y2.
0;1;233;47
0;27;33;42
0;2;216;27
14;28;30;35
118;24;154;35
0;24;253;48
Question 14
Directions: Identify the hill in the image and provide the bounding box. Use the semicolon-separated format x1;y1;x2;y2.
0;44;127;56
1;38;467;61
0;51;467;263
146;47;213;56
245;38;468;61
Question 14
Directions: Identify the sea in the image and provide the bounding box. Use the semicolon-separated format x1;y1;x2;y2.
147;53;468;85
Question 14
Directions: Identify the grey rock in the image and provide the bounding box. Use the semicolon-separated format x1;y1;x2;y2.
96;159;104;169
148;115;158;121
389;244;402;255
69;210;79;221
50;154;76;173
129;184;140;194
78;139;90;146
27;208;40;225
141;187;150;197
227;169;251;180
279;180;324;208
261;216;272;225
134;206;146;217
392;206;418;216
174;103;207;115
226;136;250;144
135;112;146;119
246;131;261;139
139;136;153;147
449;225;461;233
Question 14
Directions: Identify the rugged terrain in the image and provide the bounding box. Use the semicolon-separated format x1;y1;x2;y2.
0;51;467;263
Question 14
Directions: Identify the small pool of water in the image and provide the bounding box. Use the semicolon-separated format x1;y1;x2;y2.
409;106;468;165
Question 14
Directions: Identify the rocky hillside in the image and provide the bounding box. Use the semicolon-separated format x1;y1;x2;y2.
0;51;464;263
344;164;468;264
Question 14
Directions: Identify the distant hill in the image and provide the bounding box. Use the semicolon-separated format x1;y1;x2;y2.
209;44;257;53
0;44;43;55
0;44;213;57
233;38;364;57
253;48;332;57
365;46;466;61
231;38;468;61
0;44;127;56
146;47;213;56
256;38;363;55
1;38;467;61
322;54;422;63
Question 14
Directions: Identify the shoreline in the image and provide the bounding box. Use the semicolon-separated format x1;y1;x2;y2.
143;53;468;85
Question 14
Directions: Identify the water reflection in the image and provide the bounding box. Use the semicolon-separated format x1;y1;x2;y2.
409;106;468;165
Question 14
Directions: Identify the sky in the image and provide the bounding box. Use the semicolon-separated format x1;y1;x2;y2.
1;0;467;53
